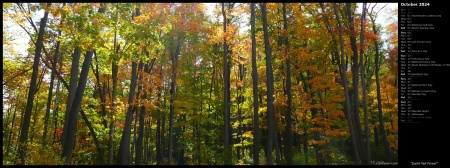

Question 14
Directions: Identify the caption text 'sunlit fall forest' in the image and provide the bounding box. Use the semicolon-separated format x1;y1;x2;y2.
3;3;398;165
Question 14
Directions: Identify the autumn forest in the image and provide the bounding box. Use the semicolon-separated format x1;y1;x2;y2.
2;3;398;165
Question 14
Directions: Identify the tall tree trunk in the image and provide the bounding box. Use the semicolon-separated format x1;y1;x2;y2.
222;3;232;165
250;3;260;165
168;34;182;165
193;53;200;164
107;75;116;158
117;60;137;165
236;69;241;161
18;3;50;164
261;3;276;165
370;14;392;162
346;3;367;164
136;59;156;165
62;4;106;164
156;64;163;165
62;50;94;165
29;50;104;165
135;61;146;165
61;46;81;150
117;7;140;165
108;12;120;163
62;48;94;164
282;3;293;165
206;56;215;165
358;3;370;163
333;3;361;164
131;86;140;164
162;88;166;163
42;14;62;147
132;61;145;164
